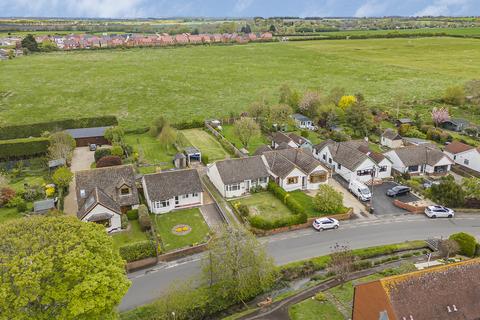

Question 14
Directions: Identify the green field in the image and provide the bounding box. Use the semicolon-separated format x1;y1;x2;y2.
181;128;230;161
1;37;480;129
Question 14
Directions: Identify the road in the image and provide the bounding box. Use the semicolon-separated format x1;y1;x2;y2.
119;214;480;311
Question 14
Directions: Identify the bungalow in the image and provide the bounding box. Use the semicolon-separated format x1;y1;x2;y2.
75;165;139;232
314;140;392;183
440;118;471;132
65;126;111;147
207;156;269;198
384;145;453;176
271;132;313;151
292;113;316;130
395;118;413;127
380;128;403;149
142;169;203;214
444;140;480;174
261;148;328;191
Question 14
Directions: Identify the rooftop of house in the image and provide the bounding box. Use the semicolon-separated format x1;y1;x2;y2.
382;128;402;141
444;141;476;155
253;144;272;156
263;148;326;178
272;131;294;145
387;145;452;167
396;118;413;124
214;156;269;185
143;168;203;201
65;126;111;139
292;113;312;122
33;198;55;213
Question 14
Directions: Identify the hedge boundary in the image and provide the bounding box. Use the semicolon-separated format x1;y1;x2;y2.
0;137;50;159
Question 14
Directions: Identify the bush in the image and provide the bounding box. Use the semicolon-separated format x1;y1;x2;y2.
450;232;477;257
0;116;118;140
126;209;139;220
16;199;27;213
237;204;250;217
300;130;309;138
249;211;307;230
110;145;124;157
138;204;152;231
119;240;156;262
22;184;44;202
202;154;209;165
429;176;465;208
354;260;373;271
172;119;204;130
0;187;16;206
94;148;112;162
96;156;122;168
313;185;344;214
443;86;466;105
315;292;327;302
0;137;50;160
121;214;129;229
6;196;24;209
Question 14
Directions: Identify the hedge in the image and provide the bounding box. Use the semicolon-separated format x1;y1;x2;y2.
172;119;204;130
138;204;152;231
126;209;139;220
119;240;157;262
450;232;477;257
0;137;50;159
0;115;118;140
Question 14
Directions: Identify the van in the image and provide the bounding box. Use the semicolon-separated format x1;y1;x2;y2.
349;179;371;201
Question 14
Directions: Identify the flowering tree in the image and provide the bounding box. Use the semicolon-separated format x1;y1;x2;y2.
299;91;321;118
338;95;357;109
431;106;450;127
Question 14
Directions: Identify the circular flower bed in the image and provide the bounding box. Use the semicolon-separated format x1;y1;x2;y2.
171;224;192;236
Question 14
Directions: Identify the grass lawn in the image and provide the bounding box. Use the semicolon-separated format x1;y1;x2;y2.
9;175;46;193
220;124;269;154
2;38;480;128
289;190;348;218
234;192;293;221
289;298;344;320
124;133;176;169
181;128;230;161
154;208;210;252
111;220;149;250
288;130;323;145
0;206;23;224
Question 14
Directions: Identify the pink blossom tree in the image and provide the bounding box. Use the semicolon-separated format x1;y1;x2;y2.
431;106;450;127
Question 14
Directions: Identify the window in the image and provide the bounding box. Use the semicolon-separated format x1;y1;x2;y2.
357;169;373;176
192;192;198;197
328;158;332;164
120;187;130;195
408;165;419;172
227;184;240;191
322;154;326;160
259;177;268;184
379;166;388;172
310;172;327;183
464;159;470;165
182;194;189;199
161;200;170;207
337;164;342;170
287;177;298;185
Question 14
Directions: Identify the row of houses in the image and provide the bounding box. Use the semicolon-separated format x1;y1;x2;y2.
33;32;274;50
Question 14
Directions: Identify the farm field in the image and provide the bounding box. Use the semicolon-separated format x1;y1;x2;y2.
1;37;480;128
181;128;230;161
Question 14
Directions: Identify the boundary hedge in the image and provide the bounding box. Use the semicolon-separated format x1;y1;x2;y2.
0;115;118;140
119;240;157;263
0;137;50;159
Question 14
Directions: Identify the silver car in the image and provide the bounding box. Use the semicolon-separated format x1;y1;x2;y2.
312;217;339;231
424;205;454;219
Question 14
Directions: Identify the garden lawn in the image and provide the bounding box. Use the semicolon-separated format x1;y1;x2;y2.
288;129;323;145
289;190;348;218
0;206;23;224
220;124;269;153
9;174;46;193
154;208;210;252
181;128;230;161
111;220;149;250
124;133;175;169
234;192;293;221
288;298;343;320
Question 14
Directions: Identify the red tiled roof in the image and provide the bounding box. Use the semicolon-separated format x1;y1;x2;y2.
444;141;475;154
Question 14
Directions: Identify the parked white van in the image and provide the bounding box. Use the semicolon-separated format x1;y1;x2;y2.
349;179;371;201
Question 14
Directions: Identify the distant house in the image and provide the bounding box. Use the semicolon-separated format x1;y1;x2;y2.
380;129;403;149
207;156;269;198
444;140;480;174
271;132;313;151
314;140;392;183
352;259;480;320
75;165;139;232
142;169;203;214
33;198;56;214
402;137;434;147
261;148;328;191
291;113;316;130
65;126;111;147
384;145;453;176
395;118;413;127
440;118;471;132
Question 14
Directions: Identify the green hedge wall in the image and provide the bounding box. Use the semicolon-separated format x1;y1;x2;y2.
0;115;118;140
0;137;50;159
450;232;478;257
119;240;157;262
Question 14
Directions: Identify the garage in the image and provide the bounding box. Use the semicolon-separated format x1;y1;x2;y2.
65;126;111;147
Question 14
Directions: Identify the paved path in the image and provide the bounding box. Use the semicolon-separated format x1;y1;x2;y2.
327;176;371;220
119;213;480;311
63;147;94;215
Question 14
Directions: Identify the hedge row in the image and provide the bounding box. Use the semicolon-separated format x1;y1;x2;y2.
172;119;204;130
0;115;118;140
286;32;450;42
0;137;50;159
119;240;157;262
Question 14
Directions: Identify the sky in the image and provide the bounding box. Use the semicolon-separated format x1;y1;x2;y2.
1;0;479;18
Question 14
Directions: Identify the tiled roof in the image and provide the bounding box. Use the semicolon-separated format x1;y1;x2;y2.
389;145;452;166
272;132;294;145
253;144;272;156
143;169;203;201
287;133;311;146
263;148;325;178
215;156;269;185
382;128;402;140
65;126;110;139
292;113;311;122
444;141;475;155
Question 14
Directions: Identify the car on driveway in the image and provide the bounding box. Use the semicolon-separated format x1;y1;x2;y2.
386;185;411;197
312;217;339;231
89;143;97;151
424;205;454;218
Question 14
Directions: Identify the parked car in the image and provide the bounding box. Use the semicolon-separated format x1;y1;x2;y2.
312;217;339;231
349;179;371;201
89;144;97;151
386;185;411;197
424;205;454;218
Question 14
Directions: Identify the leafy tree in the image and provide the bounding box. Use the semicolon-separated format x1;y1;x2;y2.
345;102;373;137
431;106;450;127
110;145;124;157
21;34;39;52
158;124;177;151
0;216;130;319
233;117;260;148
313;185;344;213
438;239;460;259
443;86;465;105
52;167;73;190
298;91;321;118
94;148;112;162
149;116;168;138
39;40;58;52
247;101;268;119
328;87;346;106
269;24;277;32
279;84;300;109
104;126;125;145
328;243;355;287
428;175;465;208
241;24;252;33
0;172;8;188
0;187;16;206
203;225;276;306
449;232;477;257
268;104;293;127
96;156;122;168
48;131;76;162
462;177;480;199
338;95;357;109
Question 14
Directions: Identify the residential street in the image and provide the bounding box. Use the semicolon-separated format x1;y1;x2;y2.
119;213;480;311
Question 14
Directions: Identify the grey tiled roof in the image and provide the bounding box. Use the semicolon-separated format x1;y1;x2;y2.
389;145;452;167
272;132;294;145
292;113;311;122
215;156;269;185
287;133;311;146
382;128;402;140
65;126;110;139
143;169;203;201
253;144;272;156
263;148;325;178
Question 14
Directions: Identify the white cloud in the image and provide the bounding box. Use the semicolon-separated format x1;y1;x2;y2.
415;0;471;16
354;0;388;17
234;0;254;13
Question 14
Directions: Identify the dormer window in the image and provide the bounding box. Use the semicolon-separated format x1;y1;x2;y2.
120;187;130;195
80;189;86;198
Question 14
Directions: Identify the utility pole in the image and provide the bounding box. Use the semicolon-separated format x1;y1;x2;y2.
370;166;375;213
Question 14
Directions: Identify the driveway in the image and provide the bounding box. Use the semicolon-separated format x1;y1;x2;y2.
327;175;369;219
371;181;421;215
63;147;95;215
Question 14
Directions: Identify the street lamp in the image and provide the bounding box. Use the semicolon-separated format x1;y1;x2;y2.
370;166;376;213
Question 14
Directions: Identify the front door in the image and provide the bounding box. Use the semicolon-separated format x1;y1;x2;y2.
302;176;307;189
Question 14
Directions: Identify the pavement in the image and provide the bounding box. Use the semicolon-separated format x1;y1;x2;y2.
63;147;95;215
119;213;480;311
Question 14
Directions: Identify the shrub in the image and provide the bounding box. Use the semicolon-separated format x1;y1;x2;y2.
119;240;156;262
138;204;152;231
126;209;139;220
300;130;309;138
121;214;129;229
22;184;44;202
172;119;204;130
450;232;477;257
16;199;27;212
354;260;373;271
429;176;465;208
249;211;307;230
94;148;112;162
0;137;50;160
96;156;122;168
443;86;466;105
0;187;16;206
237;204;250;217
313;185;344;214
6;196;24;209
202;154;209;165
315;292;327;302
110;145;124;157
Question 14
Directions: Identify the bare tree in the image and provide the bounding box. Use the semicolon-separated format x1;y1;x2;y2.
328;243;355;287
48;132;76;162
439;239;460;259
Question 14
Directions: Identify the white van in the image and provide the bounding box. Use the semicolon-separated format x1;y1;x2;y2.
349;179;371;201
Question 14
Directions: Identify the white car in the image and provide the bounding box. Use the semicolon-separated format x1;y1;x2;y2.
424;205;454;219
312;217;339;231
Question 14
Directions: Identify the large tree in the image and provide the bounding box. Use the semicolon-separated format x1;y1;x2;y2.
0;216;130;319
233;117;261;148
298;91;321;118
158;124;177;151
21;34;39;52
328;243;355;287
345;102;373;137
52;166;73;199
48;131;76;162
268;103;293;128
429;175;465;208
